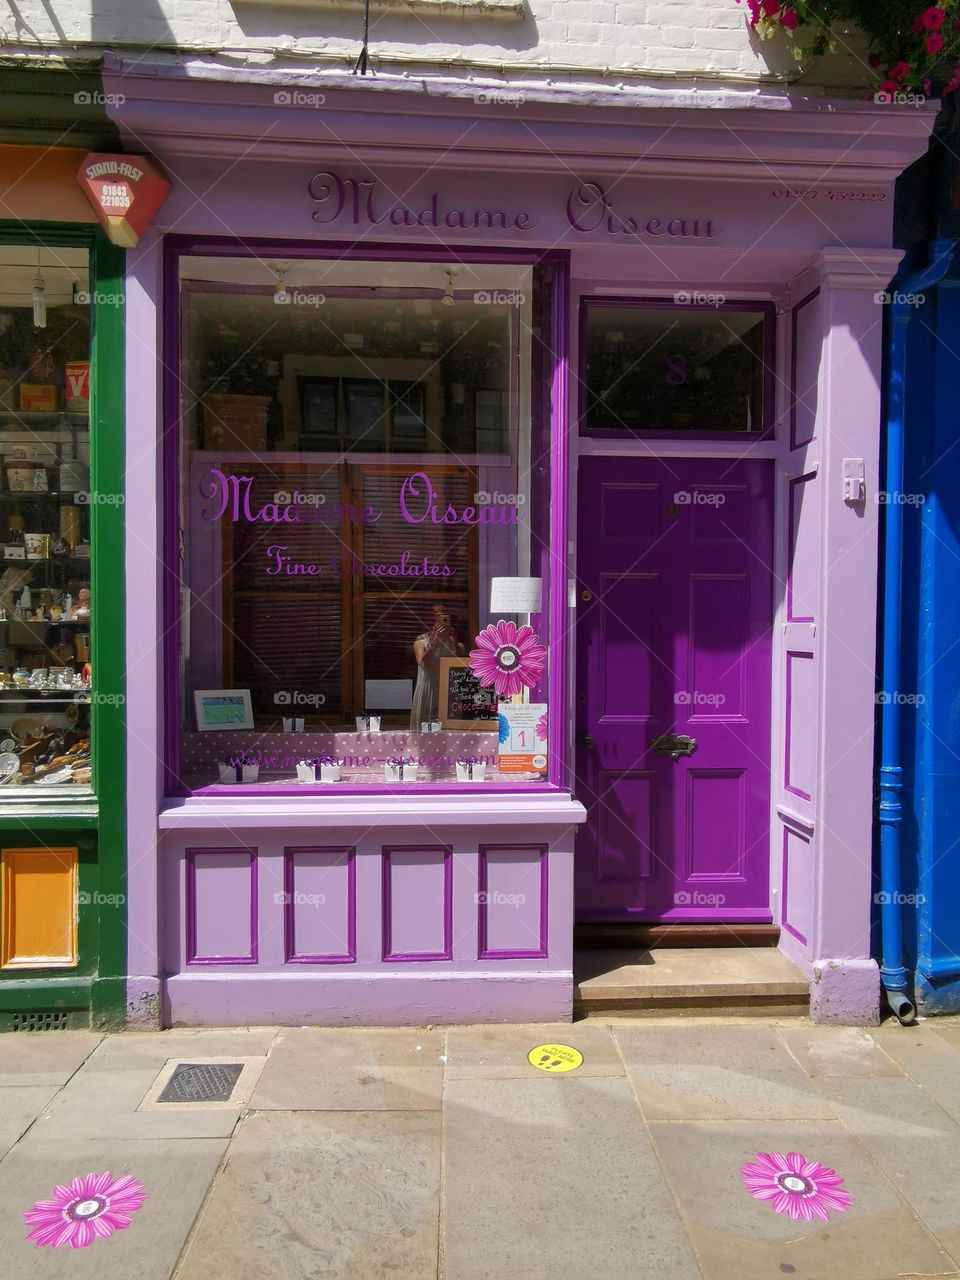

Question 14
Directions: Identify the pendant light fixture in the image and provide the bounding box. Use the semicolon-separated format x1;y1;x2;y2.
32;255;47;328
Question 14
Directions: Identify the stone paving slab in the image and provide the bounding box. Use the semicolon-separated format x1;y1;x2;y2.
251;1026;443;1111
0;1032;102;1087
26;1067;241;1142
873;1025;960;1127
80;1028;278;1072
0;1087;58;1159
0;1135;227;1280
649;1119;955;1280
176;1110;441;1280
444;1022;623;1080
615;1024;835;1121
775;1026;905;1077
819;1074;960;1260
443;1075;701;1280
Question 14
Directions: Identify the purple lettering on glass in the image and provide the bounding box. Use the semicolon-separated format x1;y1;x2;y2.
199;469;382;526
565;181;717;239
266;546;320;576
399;471;518;526
349;549;453;578
307;171;537;233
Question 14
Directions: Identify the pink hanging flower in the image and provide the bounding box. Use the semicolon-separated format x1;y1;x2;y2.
890;61;911;80
780;7;799;30
741;1152;852;1222
922;6;946;29
762;0;780;15
878;79;900;97
926;32;945;53
25;1172;146;1249
469;620;546;697
536;711;548;742
946;59;960;93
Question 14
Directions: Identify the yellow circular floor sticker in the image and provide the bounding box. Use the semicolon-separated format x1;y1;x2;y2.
528;1044;583;1073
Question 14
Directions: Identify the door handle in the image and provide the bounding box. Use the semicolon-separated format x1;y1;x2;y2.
650;733;697;761
579;734;595;749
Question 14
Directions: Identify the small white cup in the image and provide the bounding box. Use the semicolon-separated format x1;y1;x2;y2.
420;720;442;733
356;714;381;733
456;760;486;782
384;760;418;783
282;716;305;733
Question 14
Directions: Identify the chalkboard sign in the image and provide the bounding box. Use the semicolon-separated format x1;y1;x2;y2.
438;658;500;730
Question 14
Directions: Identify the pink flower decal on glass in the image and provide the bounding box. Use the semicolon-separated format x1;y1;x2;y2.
536;711;548;742
740;1152;851;1222
469;620;546;697
24;1172;147;1249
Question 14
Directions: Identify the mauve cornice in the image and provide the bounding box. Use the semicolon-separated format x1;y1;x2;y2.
100;61;934;185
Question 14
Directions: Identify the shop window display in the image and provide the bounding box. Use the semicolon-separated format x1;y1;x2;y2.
176;255;554;790
0;247;93;791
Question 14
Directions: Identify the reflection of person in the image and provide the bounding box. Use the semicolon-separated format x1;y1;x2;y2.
411;605;464;729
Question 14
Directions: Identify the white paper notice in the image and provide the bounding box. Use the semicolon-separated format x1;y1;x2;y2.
490;576;542;613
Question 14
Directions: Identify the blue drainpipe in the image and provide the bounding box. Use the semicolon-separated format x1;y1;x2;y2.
878;237;955;1023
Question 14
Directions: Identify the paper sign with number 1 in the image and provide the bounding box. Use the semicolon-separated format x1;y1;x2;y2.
497;702;548;774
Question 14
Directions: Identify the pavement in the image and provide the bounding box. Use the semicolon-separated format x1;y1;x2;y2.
1;1018;960;1278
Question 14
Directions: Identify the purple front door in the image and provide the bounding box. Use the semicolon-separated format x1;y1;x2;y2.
575;456;774;922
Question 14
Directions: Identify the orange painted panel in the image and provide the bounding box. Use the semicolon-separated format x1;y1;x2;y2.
1;847;78;969
0;146;96;224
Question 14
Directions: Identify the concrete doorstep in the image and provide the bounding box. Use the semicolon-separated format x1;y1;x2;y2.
1;1019;959;1279
574;946;811;1016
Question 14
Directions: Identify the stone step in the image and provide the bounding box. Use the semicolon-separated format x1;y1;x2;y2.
574;946;810;1018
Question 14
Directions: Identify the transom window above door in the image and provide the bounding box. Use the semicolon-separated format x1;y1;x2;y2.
580;298;773;436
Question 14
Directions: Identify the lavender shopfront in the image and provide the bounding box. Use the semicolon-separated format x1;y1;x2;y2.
105;68;932;1026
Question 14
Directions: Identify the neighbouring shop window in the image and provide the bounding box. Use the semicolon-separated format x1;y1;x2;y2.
0;246;93;792
177;254;554;790
581;300;770;434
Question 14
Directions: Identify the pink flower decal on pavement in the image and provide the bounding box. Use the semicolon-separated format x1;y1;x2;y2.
536;711;548;742
24;1172;147;1249
469;620;547;697
740;1152;851;1222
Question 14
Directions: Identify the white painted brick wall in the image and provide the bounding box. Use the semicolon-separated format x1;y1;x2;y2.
0;0;869;88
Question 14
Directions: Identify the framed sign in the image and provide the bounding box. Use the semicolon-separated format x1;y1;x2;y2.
438;658;499;731
194;689;255;731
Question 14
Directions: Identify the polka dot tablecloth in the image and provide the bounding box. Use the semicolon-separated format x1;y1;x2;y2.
180;728;531;786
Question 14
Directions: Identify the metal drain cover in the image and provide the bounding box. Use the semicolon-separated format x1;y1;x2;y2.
158;1062;244;1103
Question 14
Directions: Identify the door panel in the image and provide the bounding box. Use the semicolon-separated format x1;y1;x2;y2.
575;456;774;921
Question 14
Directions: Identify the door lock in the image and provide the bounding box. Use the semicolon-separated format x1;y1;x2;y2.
650;733;697;761
579;734;595;749
581;589;593;602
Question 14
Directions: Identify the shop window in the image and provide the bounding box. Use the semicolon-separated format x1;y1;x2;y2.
176;255;556;791
0;247;93;793
581;299;771;434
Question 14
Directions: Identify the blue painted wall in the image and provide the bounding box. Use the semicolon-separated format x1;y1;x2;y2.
892;255;960;1013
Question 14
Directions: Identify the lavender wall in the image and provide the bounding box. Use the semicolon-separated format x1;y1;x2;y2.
159;815;577;1026
113;78;932;1027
